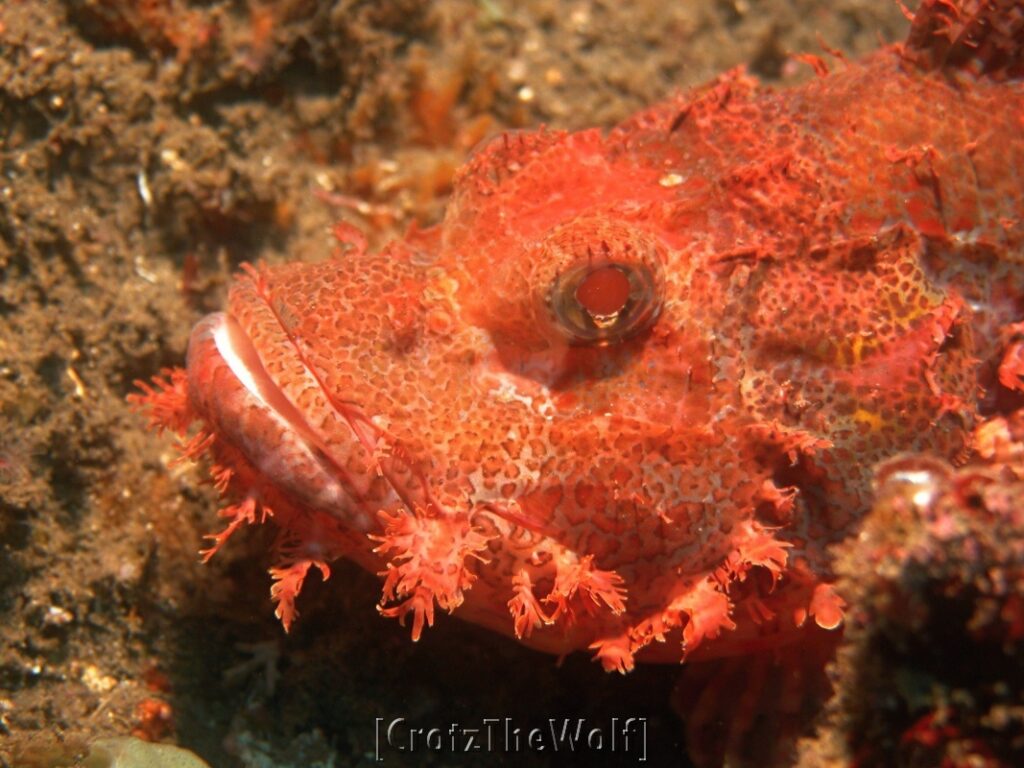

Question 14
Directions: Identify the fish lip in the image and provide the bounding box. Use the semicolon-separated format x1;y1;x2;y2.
186;311;382;532
203;311;338;463
208;312;312;438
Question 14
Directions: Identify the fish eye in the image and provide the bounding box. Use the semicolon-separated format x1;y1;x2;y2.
549;259;662;345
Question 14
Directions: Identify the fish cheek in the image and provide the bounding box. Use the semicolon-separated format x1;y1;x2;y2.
737;230;976;465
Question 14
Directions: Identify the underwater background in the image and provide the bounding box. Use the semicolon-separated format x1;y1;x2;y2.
7;2;1020;767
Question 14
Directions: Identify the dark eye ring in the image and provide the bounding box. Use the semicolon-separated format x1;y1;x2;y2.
548;260;662;345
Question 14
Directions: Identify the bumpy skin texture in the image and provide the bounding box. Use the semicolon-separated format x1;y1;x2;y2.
134;0;1024;673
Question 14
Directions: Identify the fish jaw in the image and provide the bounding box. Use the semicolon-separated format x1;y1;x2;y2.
185;310;384;535
178;301;524;643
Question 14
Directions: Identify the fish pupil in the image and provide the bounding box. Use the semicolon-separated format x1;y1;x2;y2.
575;265;631;323
549;260;661;345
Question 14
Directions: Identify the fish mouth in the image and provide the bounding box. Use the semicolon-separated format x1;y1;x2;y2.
186;311;400;533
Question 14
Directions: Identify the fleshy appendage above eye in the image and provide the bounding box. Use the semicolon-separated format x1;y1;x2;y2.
545;219;666;346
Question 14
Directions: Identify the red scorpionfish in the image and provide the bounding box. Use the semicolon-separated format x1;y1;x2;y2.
134;0;1024;676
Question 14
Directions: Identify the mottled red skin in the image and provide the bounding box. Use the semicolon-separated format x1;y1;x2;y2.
134;1;1024;673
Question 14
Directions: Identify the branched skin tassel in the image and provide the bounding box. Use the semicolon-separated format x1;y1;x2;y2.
132;0;1024;675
